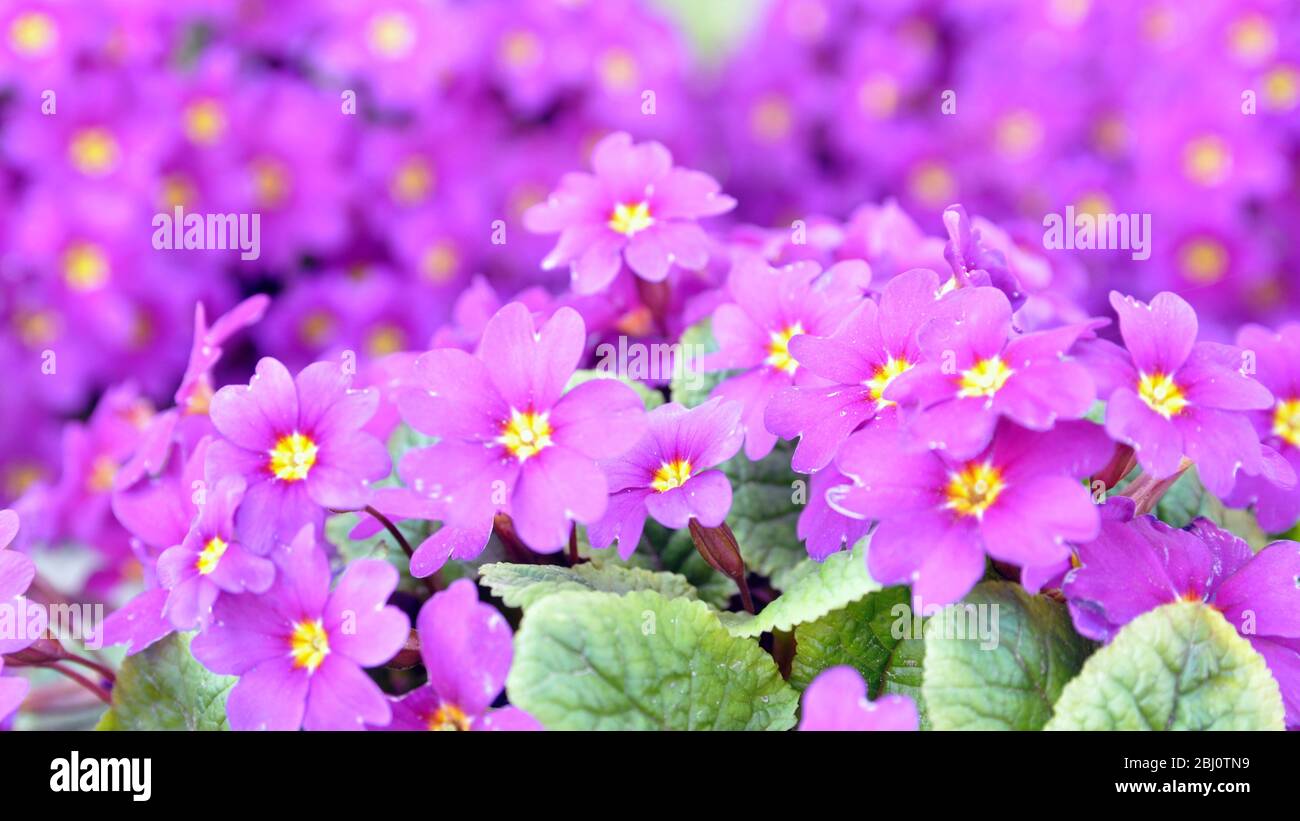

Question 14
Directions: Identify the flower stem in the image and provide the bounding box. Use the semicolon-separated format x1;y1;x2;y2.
359;506;443;594
45;662;112;704
1122;459;1192;516
364;505;414;558
567;524;580;565
59;652;117;686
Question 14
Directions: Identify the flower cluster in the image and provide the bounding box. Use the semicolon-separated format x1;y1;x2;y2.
2;1;1299;734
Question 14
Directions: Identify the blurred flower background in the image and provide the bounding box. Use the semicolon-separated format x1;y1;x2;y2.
0;0;1297;547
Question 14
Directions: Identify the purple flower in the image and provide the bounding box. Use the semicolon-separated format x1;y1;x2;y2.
832;420;1113;605
798;467;872;561
207;357;390;555
385;579;540;731
523;131;736;294
1223;322;1300;531
155;476;275;631
1084;291;1278;497
705;255;870;460
397;302;647;572
191;527;410;731
940;204;1025;308
798;666;918;731
885;285;1100;460
0;509;33;722
103;436;218;656
766;267;943;473
176;295;271;418
588;399;743;559
0;508;37;655
1063;498;1300;727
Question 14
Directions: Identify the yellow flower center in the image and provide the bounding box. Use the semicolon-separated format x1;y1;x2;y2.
866;356;910;405
945;461;1006;519
185;380;214;416
299;311;336;347
908;161;957;207
1273;398;1300;448
995;109;1044;160
289;619;330;672
183;99;226;146
651;459;692;492
1263;65;1299;110
250;157;291;208
14;309;58;347
420;241;459;283
500;409;553;461
608;201;654;236
196;536;229;576
68;128;121;177
957;357;1013;399
9;11;57;57
598;48;639;91
857;73;899;118
766;323;804;375
1181;135;1232;187
4;462;45;498
268;432;319;481
499;29;542;69
365;324;406;357
368;11;416;59
1229;14;1276;63
428;702;472;731
750;94;793;142
159;173;196;210
63;242;110;291
1178;237;1228;284
390;156;435;205
1138;371;1189;419
87;456;118;493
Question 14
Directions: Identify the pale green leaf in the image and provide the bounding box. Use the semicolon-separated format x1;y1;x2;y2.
478;561;698;609
1046;601;1285;730
507;590;798;730
96;633;234;731
923;581;1095;730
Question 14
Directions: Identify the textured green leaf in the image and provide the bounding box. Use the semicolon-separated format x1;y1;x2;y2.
567;369;665;410
479;561;698;609
507;590;798;730
789;585;931;728
96;633;235;731
720;444;806;590
923;581;1095;730
669;319;727;408
719;548;878;637
579;521;736;608
1047;601;1285;730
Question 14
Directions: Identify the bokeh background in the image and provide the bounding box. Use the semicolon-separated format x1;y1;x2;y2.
1;0;1297;517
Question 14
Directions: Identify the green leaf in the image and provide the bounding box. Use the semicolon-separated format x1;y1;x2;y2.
788;585;931;728
507;590;798;730
578;521;736;609
1156;468;1215;528
719;547;878;637
479;561;699;609
668;319;727;408
96;633;235;731
567;369;665;410
721;444;807;590
922;581;1095;730
1218;507;1271;552
1046;601;1285;730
